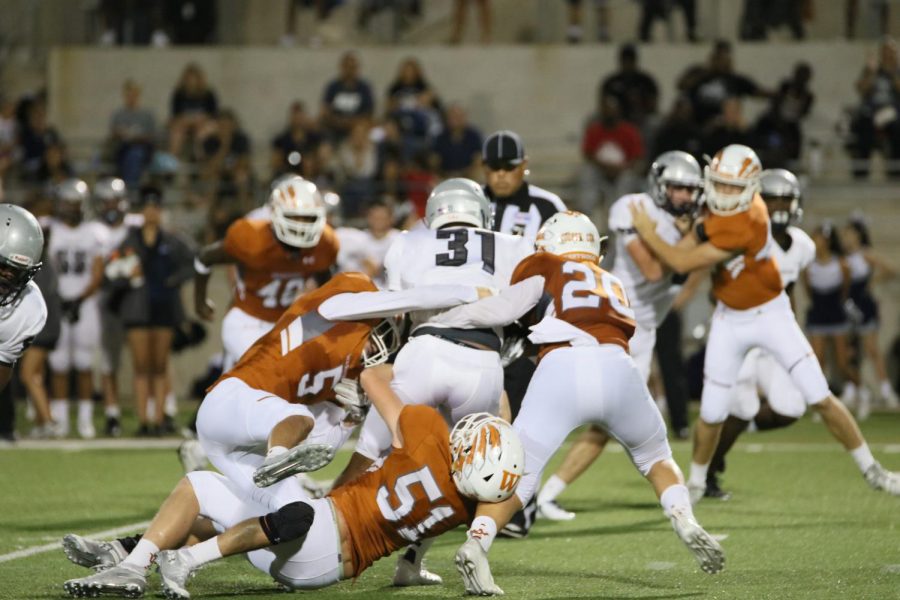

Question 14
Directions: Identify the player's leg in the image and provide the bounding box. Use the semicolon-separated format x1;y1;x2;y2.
21;347;54;436
48;321;73;437
221;307;271;370
536;425;609;520
147;327;173;429
127;328;153;433
99;306;124;436
860;329;900;407
73;299;101;439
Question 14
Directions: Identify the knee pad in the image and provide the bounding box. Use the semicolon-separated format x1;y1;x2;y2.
259;501;315;545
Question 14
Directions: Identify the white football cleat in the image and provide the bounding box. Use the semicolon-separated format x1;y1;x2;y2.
855;387;872;422
177;440;208;473
687;481;706;505
537;500;575;521
455;538;504;596
392;556;443;587
78;419;96;440
864;462;900;496
63;562;147;598
669;510;725;574
881;382;900;409
253;443;336;488
157;549;195;600
62;534;128;570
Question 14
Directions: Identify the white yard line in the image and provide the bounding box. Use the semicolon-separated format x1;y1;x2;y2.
0;521;150;564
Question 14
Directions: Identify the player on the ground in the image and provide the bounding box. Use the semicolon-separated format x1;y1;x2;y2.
704;168;815;499
0;204;48;393
46;179;109;439
62;370;524;599
534;150;705;522
193;175;338;370
628;144;900;502
453;211;724;596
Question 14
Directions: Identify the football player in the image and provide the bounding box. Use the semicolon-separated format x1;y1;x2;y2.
629;144;900;502
62;373;524;599
0;204;48;393
452;212;724;596
334;198;399;288
193;175;338;370
534;150;705;522
47;179;109;438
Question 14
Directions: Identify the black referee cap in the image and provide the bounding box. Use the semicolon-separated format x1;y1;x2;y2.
482;130;525;170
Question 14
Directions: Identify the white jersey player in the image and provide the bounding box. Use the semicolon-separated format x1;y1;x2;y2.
0;205;48;393
336;178;533;482
335;199;399;289
46;179;109;439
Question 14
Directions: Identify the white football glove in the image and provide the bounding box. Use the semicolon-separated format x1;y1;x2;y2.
334;378;369;424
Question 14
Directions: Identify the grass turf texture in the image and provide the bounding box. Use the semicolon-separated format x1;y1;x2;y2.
1;413;898;600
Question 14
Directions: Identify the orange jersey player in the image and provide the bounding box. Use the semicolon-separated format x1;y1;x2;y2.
193;175;339;369
629;143;900;506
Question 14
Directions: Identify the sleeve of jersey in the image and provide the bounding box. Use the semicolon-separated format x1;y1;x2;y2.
608;199;638;243
398;405;448;454
382;236;405;291
427;275;545;329
318;284;480;321
0;295;47;364
222;220;261;266
698;216;747;252
315;228;340;270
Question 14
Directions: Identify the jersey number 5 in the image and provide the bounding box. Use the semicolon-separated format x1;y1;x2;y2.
560;261;634;319
377;466;454;543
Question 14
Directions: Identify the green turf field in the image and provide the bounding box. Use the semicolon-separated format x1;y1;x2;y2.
1;413;899;600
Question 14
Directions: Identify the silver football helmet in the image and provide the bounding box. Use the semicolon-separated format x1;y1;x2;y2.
0;204;44;306
425;178;492;230
647;151;703;216
759;168;802;231
54;178;90;225
93;177;129;225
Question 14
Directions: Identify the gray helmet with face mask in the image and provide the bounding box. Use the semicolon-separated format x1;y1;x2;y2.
0;204;44;306
94;177;129;225
54;178;90;224
425;178;493;230
759;168;802;231
647;151;703;216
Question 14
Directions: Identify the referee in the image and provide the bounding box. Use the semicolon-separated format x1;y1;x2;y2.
482;130;566;241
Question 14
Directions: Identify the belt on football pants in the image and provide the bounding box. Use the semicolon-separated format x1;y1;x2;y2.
411;326;501;352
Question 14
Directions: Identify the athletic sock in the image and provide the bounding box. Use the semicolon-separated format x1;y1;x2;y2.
105;405;121;419
184;537;222;569
850;443;876;473
401;538;435;567
146;398;156;421
164;392;177;417
688;462;709;488
660;484;693;518
467;516;498;553
122;538;160;570
77;399;93;423
267;446;288;458
536;475;567;506
50;399;68;430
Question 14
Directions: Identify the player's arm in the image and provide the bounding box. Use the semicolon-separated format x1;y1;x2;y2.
318;284;484;321
359;364;404;448
193;241;235;321
626;238;665;282
80;255;106;301
671;269;707;311
428;276;546;329
630;203;732;274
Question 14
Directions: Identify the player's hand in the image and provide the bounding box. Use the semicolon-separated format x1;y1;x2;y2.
674;214;694;236
629;201;657;237
196;297;215;321
334;378;370;423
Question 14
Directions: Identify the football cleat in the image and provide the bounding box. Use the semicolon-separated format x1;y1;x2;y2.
177;440;208;473
687;481;706;505
455;538;504;596
105;417;122;438
78;419;97;440
864;462;900;496
63;562;147;598
704;475;732;501
157;549;195;600
537;500;575;521
392;556;443;587
62;534;128;571
252;443;336;488
669;510;725;574
855;388;872;422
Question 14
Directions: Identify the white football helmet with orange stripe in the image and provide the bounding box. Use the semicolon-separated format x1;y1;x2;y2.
450;413;524;503
535;210;607;264
703;144;762;216
268;175;327;248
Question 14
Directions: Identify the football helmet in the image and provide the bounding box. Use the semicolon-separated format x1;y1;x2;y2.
361;317;402;368
54;178;90;225
450;413;524;503
535;211;606;264
703;144;762;216
268;176;327;248
647;151;703;216
759;168;802;232
93;177;129;225
0;204;44;306
425;178;492;230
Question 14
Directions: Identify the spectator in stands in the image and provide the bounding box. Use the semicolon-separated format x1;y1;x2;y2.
336;199;400;288
168;63;218;159
112;185;194;435
565;0;611;43
200;109;252;208
334;120;378;219
651;95;703;159
163;0;217;45
700;97;753;159
19;99;64;182
601;44;659;128
34;141;74;186
109;79;157;187
578;94;644;219
678;40;770;127
430;103;483;178
638;0;697;42
850;37;900;179
754;62;814;167
321;51;375;142
270;101;323;179
386;58;443;157
449;0;492;44
0;98;16;181
740;0;806;40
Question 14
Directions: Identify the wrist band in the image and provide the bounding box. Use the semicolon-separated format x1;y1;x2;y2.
194;257;211;275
